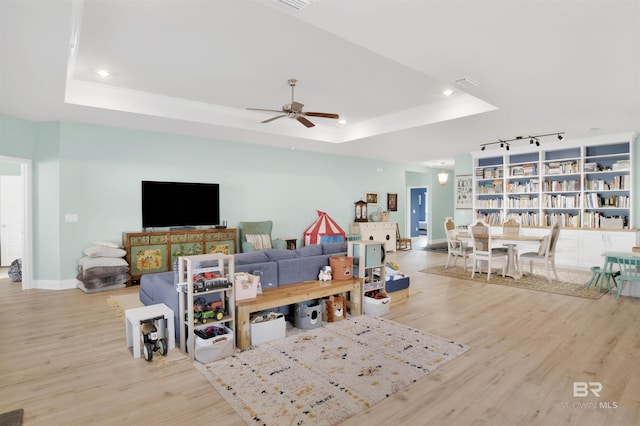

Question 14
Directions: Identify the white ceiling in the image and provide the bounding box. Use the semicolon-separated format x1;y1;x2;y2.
1;0;639;167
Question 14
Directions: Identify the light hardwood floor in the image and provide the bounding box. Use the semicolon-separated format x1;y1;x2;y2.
1;249;639;425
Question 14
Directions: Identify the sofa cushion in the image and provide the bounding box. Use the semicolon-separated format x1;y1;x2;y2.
295;244;322;257
265;249;299;262
246;234;272;250
234;250;270;265
322;242;348;255
235;261;278;290
277;255;332;286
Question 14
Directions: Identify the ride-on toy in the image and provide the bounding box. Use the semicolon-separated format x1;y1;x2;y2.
140;315;169;362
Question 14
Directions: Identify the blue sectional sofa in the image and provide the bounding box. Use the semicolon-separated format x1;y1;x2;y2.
139;242;410;336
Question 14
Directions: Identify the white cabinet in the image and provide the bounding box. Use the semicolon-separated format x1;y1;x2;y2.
355;222;397;252
177;253;235;362
577;230;639;269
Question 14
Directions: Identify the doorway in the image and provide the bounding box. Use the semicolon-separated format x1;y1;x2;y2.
408;187;428;238
0;156;32;289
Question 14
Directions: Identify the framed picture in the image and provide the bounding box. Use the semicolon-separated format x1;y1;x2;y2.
455;175;473;209
365;192;379;204
387;193;397;211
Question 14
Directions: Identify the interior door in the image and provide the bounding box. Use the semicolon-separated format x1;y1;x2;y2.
0;175;24;266
409;188;426;237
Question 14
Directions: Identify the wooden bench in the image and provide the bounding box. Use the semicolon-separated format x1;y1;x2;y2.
235;278;361;350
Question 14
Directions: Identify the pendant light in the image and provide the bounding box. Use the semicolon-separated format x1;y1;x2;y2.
438;162;448;185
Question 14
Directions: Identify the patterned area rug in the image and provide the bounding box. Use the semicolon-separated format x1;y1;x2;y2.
421;264;605;299
195;316;469;426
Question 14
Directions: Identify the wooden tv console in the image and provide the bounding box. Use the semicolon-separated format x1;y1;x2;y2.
122;228;237;285
235;278;361;350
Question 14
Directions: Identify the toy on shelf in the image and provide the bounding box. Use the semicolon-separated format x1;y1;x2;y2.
188;297;224;324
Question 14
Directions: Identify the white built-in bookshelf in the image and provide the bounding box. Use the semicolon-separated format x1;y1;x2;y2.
473;135;634;230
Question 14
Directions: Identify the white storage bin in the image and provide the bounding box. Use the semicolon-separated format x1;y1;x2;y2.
250;312;286;346
188;325;235;363
363;295;391;317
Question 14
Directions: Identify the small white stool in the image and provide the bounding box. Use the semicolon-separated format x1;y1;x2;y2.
125;303;175;359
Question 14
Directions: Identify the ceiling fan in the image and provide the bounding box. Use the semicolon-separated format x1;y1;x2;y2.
247;79;340;128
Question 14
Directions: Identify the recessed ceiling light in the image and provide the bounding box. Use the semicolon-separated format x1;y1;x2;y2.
96;69;110;78
443;89;454;96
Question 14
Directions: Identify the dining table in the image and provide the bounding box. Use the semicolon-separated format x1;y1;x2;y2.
457;233;543;280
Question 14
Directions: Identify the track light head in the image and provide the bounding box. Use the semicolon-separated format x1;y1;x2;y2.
481;145;486;151
530;138;534;145
505;144;510;151
535;140;540;146
557;134;564;141
500;142;504;149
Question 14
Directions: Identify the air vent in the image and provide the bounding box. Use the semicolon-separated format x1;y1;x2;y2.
275;0;311;11
454;77;480;89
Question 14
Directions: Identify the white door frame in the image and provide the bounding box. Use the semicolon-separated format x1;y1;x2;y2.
0;156;32;290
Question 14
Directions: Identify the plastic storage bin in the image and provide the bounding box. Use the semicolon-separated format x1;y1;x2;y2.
363;295;391;317
250;312;286;346
188;325;234;363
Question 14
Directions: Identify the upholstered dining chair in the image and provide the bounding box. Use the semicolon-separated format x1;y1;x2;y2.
502;218;521;270
469;220;507;280
444;218;472;270
238;221;286;252
518;222;560;282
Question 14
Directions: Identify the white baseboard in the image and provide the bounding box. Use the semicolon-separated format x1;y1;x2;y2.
33;278;79;290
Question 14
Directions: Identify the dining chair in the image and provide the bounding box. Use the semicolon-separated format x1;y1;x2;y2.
469;220;507;280
518;222;560;282
396;223;412;251
613;256;640;299
444;218;472;270
502;218;521;271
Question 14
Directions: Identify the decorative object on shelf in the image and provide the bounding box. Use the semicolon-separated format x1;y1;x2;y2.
365;192;378;204
437;162;449;185
387;193;397;211
370;207;389;222
354;200;368;222
455;175;472;209
479;132;565;151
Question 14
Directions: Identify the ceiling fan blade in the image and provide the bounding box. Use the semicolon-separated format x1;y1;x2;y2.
261;115;286;124
247;107;284;113
304;112;340;119
297;116;315;128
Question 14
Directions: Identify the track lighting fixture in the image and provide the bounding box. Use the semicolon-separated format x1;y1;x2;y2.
479;132;564;151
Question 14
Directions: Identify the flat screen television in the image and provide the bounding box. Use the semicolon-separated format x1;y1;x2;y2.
142;180;220;229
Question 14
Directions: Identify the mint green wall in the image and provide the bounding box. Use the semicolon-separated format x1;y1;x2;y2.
13;119;425;280
405;170;454;242
0;115;35;158
33;122;62;280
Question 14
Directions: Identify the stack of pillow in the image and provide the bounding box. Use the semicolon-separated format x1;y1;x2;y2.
77;241;130;293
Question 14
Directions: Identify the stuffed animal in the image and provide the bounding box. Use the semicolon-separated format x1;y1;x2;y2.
322;295;345;322
318;265;332;281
